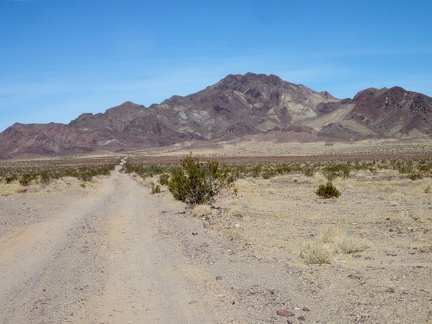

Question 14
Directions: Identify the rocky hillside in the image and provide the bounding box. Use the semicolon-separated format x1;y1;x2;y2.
319;86;432;140
0;73;431;158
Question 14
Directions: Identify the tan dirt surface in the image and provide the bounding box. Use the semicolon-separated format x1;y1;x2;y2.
1;156;432;323
0;165;223;323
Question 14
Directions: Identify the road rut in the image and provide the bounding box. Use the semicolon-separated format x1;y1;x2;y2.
0;166;212;323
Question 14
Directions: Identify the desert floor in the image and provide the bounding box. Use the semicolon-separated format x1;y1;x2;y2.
0;141;431;323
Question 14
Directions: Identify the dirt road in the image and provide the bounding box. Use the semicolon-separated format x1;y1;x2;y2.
1;160;431;323
0;165;217;323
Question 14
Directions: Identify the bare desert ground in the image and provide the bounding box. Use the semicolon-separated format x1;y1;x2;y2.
0;140;431;323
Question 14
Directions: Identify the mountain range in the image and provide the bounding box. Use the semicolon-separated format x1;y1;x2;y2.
1;72;431;159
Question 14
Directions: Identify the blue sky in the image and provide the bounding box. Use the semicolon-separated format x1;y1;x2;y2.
1;0;431;132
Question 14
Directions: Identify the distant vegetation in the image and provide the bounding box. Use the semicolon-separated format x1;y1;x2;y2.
122;155;432;204
0;158;119;187
3;154;430;200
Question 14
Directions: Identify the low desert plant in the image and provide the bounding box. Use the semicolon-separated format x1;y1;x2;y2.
19;173;37;186
303;165;315;177
408;172;424;181
318;227;340;244
334;236;368;254
39;171;51;185
167;155;236;205
322;163;351;180
300;227;368;264
316;181;341;198
158;173;170;186
151;182;161;194
300;241;333;264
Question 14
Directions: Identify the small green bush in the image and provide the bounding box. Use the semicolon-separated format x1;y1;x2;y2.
39;171;51;185
19;173;36;186
408;172;424;181
168;155;235;205
159;173;170;186
303;165;315;177
316;181;341;198
322;163;350;181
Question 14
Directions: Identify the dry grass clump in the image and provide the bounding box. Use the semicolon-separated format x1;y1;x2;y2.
334;235;369;254
300;227;368;264
299;241;333;265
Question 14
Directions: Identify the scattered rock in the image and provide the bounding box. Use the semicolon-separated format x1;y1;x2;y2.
276;309;295;317
216;276;223;281
302;307;310;312
297;315;306;321
348;274;362;280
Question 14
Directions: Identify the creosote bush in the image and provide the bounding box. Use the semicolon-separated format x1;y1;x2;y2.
158;173;170;186
316;181;341;198
167;155;236;205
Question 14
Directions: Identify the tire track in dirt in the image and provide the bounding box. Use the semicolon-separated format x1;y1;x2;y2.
95;168;212;323
0;165;213;323
0;175;116;302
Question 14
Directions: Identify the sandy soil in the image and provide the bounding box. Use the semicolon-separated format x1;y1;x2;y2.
1;157;432;323
0;165;222;323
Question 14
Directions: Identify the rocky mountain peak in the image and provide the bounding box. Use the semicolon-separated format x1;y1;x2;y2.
0;73;431;159
212;73;286;96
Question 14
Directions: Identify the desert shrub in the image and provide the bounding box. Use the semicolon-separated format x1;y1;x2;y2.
316;181;341;198
167;155;236;205
5;174;18;184
262;170;276;179
19;173;37;186
122;162;168;179
251;164;262;178
334;236;368;254
158;173;170;186
151;182;161;194
300;241;333;264
39;171;51;185
300;227;368;264
322;163;350;180
303;165;315;177
318;227;340;244
408;172;424;181
392;159;414;174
